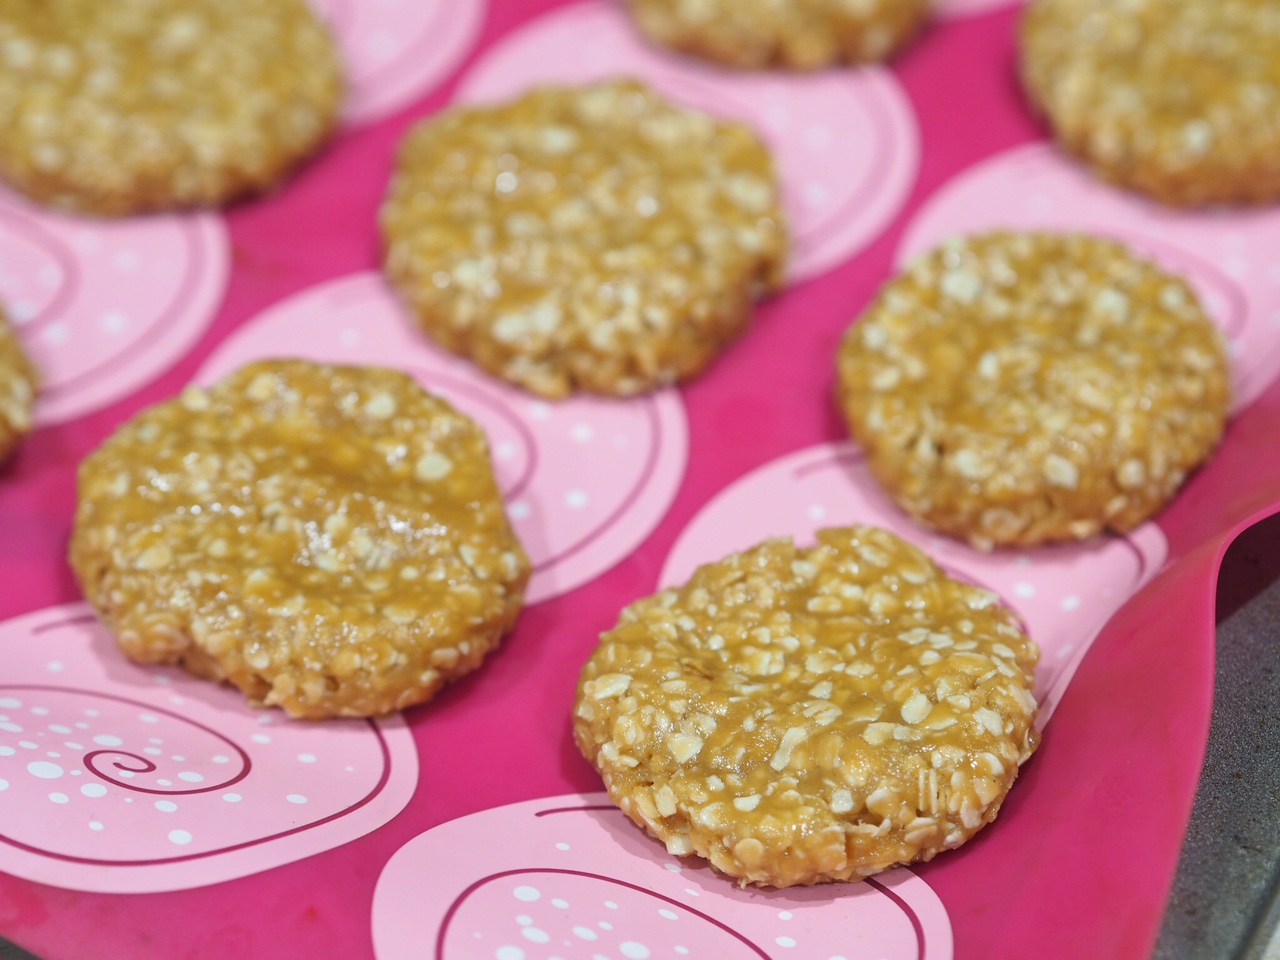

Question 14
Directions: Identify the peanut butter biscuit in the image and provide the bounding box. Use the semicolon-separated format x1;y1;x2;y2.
624;0;933;70
1021;0;1280;206
70;360;530;719
0;306;36;463
838;232;1231;550
574;526;1040;888
0;0;343;215
380;80;787;399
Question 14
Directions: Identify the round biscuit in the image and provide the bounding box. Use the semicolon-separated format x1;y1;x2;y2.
624;0;933;70
69;360;530;719
0;0;344;215
574;526;1040;888
0;305;36;463
1021;0;1280;206
380;79;788;399
837;232;1232;550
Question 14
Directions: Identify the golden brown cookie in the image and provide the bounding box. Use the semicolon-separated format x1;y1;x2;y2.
380;80;787;399
574;526;1040;888
837;232;1231;550
0;305;36;463
0;0;344;215
70;360;530;719
1021;0;1280;206
624;0;933;70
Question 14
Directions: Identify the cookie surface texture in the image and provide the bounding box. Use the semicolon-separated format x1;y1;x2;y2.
69;360;530;719
380;80;788;398
0;0;343;215
625;0;933;69
837;232;1231;550
1021;0;1280;206
574;526;1040;888
0;305;36;463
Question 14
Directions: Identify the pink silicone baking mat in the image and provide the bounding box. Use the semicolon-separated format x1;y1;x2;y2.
3;1;1280;958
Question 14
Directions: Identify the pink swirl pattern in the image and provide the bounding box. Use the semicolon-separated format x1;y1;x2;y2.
46;692;253;796
0;186;228;426
0;605;417;893
373;793;953;960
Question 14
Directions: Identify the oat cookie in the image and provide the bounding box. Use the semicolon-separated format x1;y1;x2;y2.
70;360;530;719
0;0;343;215
838;232;1231;550
0;306;36;463
624;0;933;70
574;526;1040;887
380;80;787;399
1021;0;1280;206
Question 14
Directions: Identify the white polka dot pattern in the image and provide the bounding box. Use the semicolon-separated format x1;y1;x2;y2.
0;605;418;893
372;793;952;959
